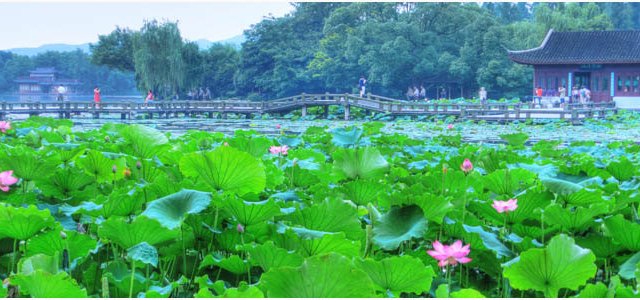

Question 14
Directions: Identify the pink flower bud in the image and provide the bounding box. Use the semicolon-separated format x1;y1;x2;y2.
237;223;245;233
461;159;473;173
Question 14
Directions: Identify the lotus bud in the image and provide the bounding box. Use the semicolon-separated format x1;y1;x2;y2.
442;164;448;174
111;165;117;173
223;142;229;147
123;168;131;178
461;159;473;173
104;135;110;142
237;223;245;234
136;161;142;169
60;231;67;240
293;158;298;166
276;124;281;129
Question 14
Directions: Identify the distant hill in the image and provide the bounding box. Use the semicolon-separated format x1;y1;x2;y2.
3;34;246;56
5;43;91;56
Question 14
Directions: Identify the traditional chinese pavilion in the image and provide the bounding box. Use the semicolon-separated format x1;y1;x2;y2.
508;29;640;105
14;67;80;100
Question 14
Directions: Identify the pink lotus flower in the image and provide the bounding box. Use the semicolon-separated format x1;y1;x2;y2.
447;124;454;130
269;145;289;156
0;121;10;133
427;240;472;267
236;223;245;233
460;159;473;173
276;124;281;129
492;198;518;213
0;170;19;192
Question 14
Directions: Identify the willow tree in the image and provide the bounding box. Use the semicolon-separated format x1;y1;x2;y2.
133;20;185;99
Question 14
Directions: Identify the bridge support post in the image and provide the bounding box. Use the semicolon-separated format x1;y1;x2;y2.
121;113;127;120
323;106;329;119
208;112;213;119
301;105;307;117
344;104;350;121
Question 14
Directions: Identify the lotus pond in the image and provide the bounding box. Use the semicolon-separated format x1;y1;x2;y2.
0;115;640;297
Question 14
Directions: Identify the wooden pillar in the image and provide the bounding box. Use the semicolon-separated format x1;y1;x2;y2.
323;106;329;119
301;105;307;117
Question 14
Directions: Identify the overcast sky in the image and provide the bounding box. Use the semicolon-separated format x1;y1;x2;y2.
0;2;294;50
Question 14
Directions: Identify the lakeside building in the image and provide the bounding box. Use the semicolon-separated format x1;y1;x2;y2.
508;29;640;107
14;67;80;100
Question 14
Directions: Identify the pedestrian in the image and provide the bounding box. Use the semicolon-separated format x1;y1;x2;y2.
419;85;426;100
57;84;67;101
412;86;420;101
144;89;154;108
406;86;414;101
358;75;367;97
440;88;447;100
479;87;487;107
93;87;101;109
204;87;211;100
579;86;586;104
533;86;543;107
558;85;566;108
571;86;579;105
585;86;592;103
198;87;204;100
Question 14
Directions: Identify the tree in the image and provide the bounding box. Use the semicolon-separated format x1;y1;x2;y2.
133;20;185;99
202;44;240;98
90;27;136;72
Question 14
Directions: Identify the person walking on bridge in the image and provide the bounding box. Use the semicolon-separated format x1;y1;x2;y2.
93;87;101;109
358;75;367;97
57;84;66;102
144;89;154;108
479;87;487;108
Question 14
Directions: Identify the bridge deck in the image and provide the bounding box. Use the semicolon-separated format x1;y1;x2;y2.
0;93;617;122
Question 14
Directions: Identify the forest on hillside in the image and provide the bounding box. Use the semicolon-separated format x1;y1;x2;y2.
1;2;640;99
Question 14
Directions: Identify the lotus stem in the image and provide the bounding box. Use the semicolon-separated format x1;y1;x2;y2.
128;260;135;298
462;175;469;225
101;276;110;298
446;265;452;297
11;239;17;274
181;225;187;277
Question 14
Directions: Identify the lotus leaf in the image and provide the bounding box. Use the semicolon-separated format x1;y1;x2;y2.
332;147;389;180
0;204;55;240
180;146;266;195
503;234;597;297
142;189;212;230
260;253;376;297
373;205;427;251
355;256;435;296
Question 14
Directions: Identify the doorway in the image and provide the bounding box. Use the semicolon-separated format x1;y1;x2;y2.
574;72;591;89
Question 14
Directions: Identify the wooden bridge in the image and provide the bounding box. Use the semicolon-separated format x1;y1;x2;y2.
0;93;618;123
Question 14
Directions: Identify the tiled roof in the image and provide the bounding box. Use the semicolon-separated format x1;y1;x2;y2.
508;29;640;65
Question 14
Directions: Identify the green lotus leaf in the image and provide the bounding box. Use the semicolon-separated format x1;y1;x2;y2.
373;205;427;251
27;229;97;265
499;132;529;148
575;234;622;258
435;283;449;298
119;124;169;159
540;177;584;195
243;241;304;272
355;256;435;296
18;254;59;275
0;205;55;240
139;284;175;298
180;146;266;196
413;193;454;224
36;168;94;201
543;203;608;232
98;216;179;249
618;252;640;280
261;253;376;297
229;134;272;158
46;142;85;165
142;189;212;230
224;197;281;226
286;198;363;240
463;224;513;259
295;231;361;258
223;281;264;298
101;186;147;218
287;148;326;170
575;282;608;298
509;163;558;178
565;188;606;206
504;234;597;297
482;168;536;195
76;150;127;183
11;270;87;298
0;146;56;182
332;147;389;180
331;126;363;147
338;178;381;206
451;288;486;298
200;254;247;275
103;261;146;297
127;242;158;267
604;214;640;251
606;156;635;182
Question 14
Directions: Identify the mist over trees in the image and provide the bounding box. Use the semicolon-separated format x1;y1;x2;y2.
2;2;640;99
